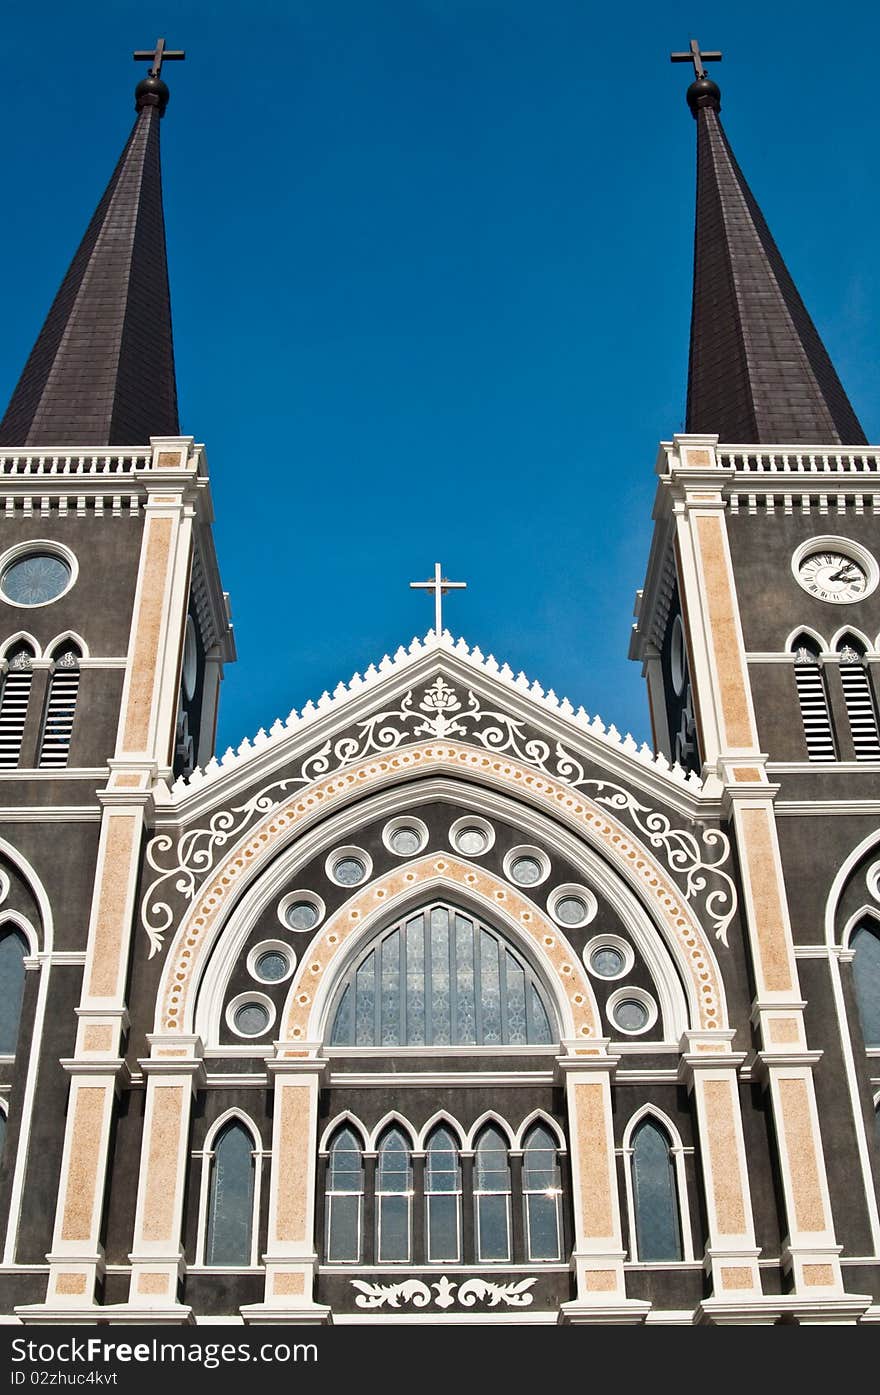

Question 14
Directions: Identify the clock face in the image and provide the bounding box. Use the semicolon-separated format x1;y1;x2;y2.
797;550;869;603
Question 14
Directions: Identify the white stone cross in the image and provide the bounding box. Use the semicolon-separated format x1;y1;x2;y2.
410;562;467;635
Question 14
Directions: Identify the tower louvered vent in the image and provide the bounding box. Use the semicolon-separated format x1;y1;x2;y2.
792;640;836;762
0;645;35;768
838;641;880;762
38;646;81;768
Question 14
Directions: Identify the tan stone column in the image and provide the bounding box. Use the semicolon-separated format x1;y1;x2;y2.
679;1032;766;1320
126;1036;204;1317
242;1049;330;1324
558;1046;650;1324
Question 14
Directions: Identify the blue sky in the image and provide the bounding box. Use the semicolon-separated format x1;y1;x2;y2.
1;1;879;754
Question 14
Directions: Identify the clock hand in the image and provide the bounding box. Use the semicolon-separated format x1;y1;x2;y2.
829;564;857;582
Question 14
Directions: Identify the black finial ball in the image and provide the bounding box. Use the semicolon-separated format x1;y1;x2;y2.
686;76;721;116
135;75;170;115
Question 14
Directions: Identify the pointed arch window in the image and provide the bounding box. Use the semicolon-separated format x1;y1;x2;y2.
837;637;880;761
325;1127;364;1263
851;920;880;1047
328;903;555;1047
792;636;836;762
630;1117;683;1262
0;928;27;1056
205;1120;256;1266
376;1128;412;1262
522;1124;562;1260
38;642;81;768
425;1126;461;1262
0;643;35;768
474;1125;511;1262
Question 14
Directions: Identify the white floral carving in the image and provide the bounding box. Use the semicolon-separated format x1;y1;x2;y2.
350;1276;536;1310
142;675;737;953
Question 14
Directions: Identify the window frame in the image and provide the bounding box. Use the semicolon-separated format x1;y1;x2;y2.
622;1108;694;1265
194;1110;263;1269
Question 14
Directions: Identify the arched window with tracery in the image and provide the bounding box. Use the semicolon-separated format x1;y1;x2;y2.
328;903;554;1047
837;636;880;761
376;1127;412;1262
204;1120;256;1266
325;1127;364;1263
425;1126;461;1262
0;643;35;768
522;1123;562;1260
38;641;81;768
0;928;27;1056
630;1117;683;1262
851;920;880;1047
792;635;835;761
474;1125;511;1262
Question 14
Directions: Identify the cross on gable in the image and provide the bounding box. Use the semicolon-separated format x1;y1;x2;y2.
133;37;186;78
410;563;467;635
670;39;722;79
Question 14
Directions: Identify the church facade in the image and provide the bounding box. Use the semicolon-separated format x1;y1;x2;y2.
0;44;877;1326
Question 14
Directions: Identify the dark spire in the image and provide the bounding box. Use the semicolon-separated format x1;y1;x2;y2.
672;42;866;445
0;42;186;447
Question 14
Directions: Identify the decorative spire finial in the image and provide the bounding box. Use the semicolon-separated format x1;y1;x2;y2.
132;37;185;116
670;38;722;116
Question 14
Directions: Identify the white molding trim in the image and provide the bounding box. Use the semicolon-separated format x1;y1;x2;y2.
318;1110;368;1154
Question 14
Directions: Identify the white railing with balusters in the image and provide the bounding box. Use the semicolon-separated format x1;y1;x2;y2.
0;449;152;476
717;446;880;474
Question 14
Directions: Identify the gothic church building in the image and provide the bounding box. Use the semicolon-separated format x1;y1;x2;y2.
0;45;877;1325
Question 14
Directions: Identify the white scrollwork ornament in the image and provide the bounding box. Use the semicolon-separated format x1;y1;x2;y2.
142;675;738;953
350;1277;536;1310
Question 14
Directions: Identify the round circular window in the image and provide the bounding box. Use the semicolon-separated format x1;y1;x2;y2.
278;890;325;934
503;845;550;888
547;884;598;929
182;615;198;700
248;940;296;984
325;846;372;888
607;987;658;1037
383;816;429;858
449;816;495;857
0;545;75;608
583;934;634;981
226;992;276;1040
670;614;686;696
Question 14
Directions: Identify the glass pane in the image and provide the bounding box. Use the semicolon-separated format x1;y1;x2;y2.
510;856;542;886
477;1194;510;1261
255;950;288;982
390;827;421;855
430;907;451;1045
475;1128;509;1191
0;932;26;1055
591;946;624;977
327;1193;360;1262
355;951;376;1045
330;983;353;1045
529;983;552;1044
206;1124;254;1266
853;925;880;1046
329;1129;363;1192
377;1130;410;1191
405;915;425;1045
526;1194;560;1260
523;1126;558;1190
285;900;318;931
632;1121;682;1262
1;553;70;605
381;930;401;1046
455;826;487;855
454;914;476;1044
505;952;527;1044
480;930;501;1044
614;999;649;1033
0;1109;5;1162
427;1194;459;1261
426;1129;460;1192
334;857;366;886
233;1002;269;1037
556;896;587;925
378;1195;409;1261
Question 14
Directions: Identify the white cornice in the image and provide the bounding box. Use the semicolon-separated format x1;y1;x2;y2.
162;630;709;823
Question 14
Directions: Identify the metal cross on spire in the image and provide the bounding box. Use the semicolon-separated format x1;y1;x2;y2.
670;38;722;78
133;37;186;77
410;563;467;636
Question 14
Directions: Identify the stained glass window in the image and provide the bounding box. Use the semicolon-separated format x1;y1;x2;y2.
631;1118;683;1262
0;930;27;1055
852;922;880;1046
328;903;555;1047
326;1128;363;1262
426;1127;461;1262
474;1126;510;1261
523;1124;561;1260
205;1121;255;1266
376;1128;411;1262
1;553;70;606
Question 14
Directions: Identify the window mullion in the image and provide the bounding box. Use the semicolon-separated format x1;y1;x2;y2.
509;1150;526;1262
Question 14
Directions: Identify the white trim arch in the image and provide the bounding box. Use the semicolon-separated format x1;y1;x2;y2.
0;910;39;962
621;1104;695;1264
190;777;701;1048
369;1111;418;1154
417;1111;467;1152
513;1110;567;1152
45;631;89;660
466;1111;516;1152
194;1108;264;1269
830;626;874;654
319;1112;369;1155
0;633;40;662
784;625;828;655
841;905;880;955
